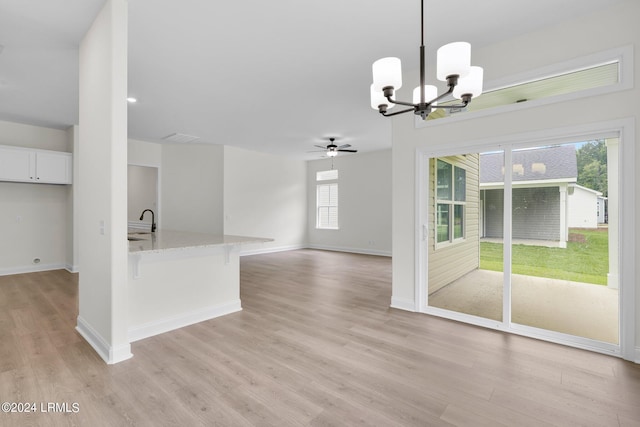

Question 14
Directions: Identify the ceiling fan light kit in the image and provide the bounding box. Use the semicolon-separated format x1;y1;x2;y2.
370;0;483;120
313;137;358;158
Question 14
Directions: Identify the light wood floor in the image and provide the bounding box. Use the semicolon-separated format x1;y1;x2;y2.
1;249;639;426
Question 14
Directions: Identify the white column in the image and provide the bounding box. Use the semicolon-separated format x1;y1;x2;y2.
606;139;619;289
558;184;568;249
76;0;131;364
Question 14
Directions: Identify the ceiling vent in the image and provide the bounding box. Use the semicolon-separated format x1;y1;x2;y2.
162;133;200;144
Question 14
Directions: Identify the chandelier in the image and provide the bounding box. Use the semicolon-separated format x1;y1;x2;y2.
370;0;483;120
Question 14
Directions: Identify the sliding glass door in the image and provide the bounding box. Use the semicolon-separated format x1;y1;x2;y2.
423;137;619;348
510;140;618;344
427;152;504;322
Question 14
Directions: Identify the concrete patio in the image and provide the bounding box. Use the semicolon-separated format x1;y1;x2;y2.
428;269;619;344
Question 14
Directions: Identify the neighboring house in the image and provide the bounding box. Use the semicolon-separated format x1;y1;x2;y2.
480;145;579;248
428;154;480;294
567;184;603;229
597;195;608;224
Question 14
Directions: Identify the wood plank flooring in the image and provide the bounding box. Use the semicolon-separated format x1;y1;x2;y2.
1;249;639;426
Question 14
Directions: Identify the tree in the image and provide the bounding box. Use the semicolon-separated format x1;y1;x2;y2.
576;140;607;196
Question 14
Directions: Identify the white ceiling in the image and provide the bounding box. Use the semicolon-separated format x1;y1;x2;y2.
0;0;626;159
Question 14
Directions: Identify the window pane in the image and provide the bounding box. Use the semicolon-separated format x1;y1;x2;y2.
437;203;450;243
329;184;338;205
437;160;452;200
429;150;503;323
454;205;464;239
317;183;338;228
454;167;466;201
430;62;619;119
328;207;338;228
317;169;338;181
511;140;618;343
318;207;329;227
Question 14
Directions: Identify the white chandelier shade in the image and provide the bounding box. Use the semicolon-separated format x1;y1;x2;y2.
372;57;403;92
453;65;484;99
413;85;437;105
436;42;471;81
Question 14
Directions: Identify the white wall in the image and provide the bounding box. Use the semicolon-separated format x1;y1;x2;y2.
128;138;161;166
391;1;638;359
0;120;72;274
128;139;161;228
307;149;392;256
66;126;78;272
161;143;224;234
127;165;157;223
224;146;307;253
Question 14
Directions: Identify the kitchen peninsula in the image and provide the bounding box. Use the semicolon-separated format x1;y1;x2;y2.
127;229;272;342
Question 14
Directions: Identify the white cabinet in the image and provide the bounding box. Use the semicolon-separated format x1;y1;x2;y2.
0;145;72;184
33;151;72;183
0;146;33;181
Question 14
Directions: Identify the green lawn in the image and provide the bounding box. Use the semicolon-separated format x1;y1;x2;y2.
480;228;609;285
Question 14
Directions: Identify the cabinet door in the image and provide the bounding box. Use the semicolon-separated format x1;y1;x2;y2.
0;146;34;181
35;151;72;184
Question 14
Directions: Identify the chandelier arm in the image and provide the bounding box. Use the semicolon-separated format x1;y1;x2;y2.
384;95;416;108
434;102;470;110
428;93;472;109
424;86;456;106
381;107;415;117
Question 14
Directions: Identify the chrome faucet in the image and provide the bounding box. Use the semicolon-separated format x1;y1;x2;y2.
139;209;156;232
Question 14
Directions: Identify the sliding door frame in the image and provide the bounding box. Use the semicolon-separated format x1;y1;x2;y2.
416;118;635;361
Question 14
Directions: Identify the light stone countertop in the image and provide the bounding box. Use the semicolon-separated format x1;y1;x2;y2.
128;229;273;255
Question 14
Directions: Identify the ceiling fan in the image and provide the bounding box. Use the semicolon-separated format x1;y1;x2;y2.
312;137;358;157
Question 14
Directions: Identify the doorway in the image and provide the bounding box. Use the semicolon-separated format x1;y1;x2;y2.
420;134;623;355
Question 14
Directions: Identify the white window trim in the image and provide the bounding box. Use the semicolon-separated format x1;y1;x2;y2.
416;45;633;129
434;159;466;249
316;177;339;230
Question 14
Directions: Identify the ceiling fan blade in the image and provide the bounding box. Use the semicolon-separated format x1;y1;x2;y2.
306;149;326;153
337;144;351;149
313;144;327;149
338;149;358;153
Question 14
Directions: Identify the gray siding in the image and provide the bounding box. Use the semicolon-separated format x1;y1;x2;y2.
482;187;560;240
482;189;504;238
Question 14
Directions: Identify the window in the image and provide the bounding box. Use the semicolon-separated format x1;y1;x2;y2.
418;46;632;125
436;159;466;244
316;169;338;229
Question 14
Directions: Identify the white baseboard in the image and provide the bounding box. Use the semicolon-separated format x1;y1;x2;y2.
306;244;392;257
0;263;66;276
239;244;306;257
128;299;242;343
65;264;79;273
390;296;416;312
76;316;133;365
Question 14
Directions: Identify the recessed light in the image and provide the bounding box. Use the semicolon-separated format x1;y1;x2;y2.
127;97;137;103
